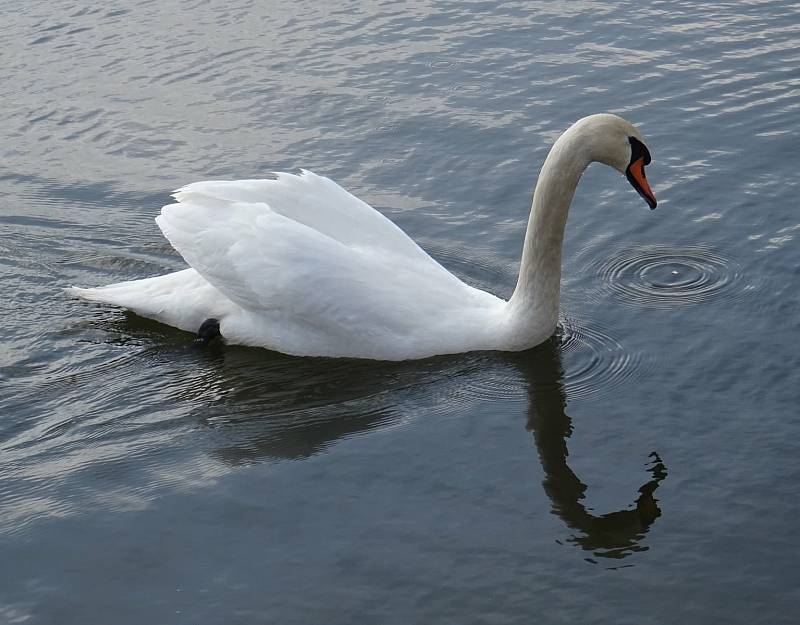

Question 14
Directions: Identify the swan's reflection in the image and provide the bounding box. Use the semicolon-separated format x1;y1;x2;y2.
510;339;667;560
192;346;478;463
175;326;666;560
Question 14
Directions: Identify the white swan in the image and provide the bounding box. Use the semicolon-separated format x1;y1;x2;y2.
69;113;656;361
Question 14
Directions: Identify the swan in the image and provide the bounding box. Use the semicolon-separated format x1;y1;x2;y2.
69;113;656;361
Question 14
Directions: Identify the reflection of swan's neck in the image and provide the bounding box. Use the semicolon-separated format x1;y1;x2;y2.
519;341;667;559
505;126;592;346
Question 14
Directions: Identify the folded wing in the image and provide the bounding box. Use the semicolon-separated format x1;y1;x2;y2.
156;171;479;339
171;170;435;262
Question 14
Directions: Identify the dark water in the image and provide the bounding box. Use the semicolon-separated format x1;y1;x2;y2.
2;1;799;623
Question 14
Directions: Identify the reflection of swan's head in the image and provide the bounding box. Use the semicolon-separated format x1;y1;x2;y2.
566;113;657;209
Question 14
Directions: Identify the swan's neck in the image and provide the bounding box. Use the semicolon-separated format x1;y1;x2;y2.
505;128;592;346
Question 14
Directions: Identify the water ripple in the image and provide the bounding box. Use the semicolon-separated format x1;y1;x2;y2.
586;245;749;309
557;316;654;401
0;0;798;598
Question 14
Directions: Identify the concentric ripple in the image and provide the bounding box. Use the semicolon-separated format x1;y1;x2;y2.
458;354;528;403
557;316;654;400
590;245;743;309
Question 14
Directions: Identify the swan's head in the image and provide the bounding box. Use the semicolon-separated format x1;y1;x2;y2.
574;113;658;209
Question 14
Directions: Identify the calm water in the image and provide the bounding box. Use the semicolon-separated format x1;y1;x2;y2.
2;1;799;623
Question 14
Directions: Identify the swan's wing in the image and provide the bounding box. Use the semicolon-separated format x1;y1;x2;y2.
171;170;436;265
155;198;475;334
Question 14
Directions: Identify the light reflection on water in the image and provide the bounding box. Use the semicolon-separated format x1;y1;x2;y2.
2;0;800;623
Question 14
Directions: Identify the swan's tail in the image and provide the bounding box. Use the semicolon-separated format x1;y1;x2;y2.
66;282;139;307
66;279;171;321
66;269;220;333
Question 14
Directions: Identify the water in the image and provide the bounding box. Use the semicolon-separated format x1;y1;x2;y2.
2;1;799;623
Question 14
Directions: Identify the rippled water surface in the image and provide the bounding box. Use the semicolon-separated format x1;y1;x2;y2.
2;1;799;623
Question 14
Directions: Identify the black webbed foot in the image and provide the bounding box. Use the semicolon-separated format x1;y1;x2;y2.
194;318;221;346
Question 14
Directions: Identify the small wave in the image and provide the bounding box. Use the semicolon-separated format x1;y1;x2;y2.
424;242;516;295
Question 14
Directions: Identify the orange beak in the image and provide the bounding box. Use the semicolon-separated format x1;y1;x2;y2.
626;157;657;209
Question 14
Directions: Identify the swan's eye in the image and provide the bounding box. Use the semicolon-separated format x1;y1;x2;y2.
628;136;651;166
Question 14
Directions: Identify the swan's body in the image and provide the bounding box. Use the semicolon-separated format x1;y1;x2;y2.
69;114;656;360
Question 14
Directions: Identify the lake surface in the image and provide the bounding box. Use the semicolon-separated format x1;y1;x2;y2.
2;1;799;623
